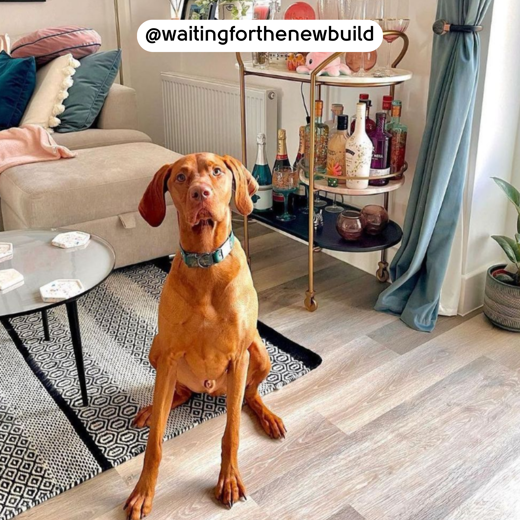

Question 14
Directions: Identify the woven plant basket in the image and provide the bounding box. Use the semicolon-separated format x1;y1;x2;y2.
484;264;520;332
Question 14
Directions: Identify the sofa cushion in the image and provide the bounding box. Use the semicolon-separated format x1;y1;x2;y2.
0;142;182;228
57;50;121;133
52;128;151;150
11;26;101;68
0;51;36;130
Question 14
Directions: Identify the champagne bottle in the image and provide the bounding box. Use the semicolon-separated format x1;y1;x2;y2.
293;118;309;208
345;103;373;190
251;133;273;212
273;129;291;214
273;128;291;170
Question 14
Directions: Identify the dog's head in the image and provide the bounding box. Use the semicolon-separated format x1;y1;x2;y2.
139;153;258;229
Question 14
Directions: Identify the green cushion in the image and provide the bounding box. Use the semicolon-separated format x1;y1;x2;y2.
0;51;36;130
57;50;121;133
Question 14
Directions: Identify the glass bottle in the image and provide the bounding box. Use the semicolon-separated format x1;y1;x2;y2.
389;101;408;179
251;133;273;212
368;112;392;187
382;95;393;128
273;129;291;214
292;119;309;209
327;114;349;188
304;100;329;175
325;104;344;136
345;103;373;190
252;52;269;69
350;99;376;134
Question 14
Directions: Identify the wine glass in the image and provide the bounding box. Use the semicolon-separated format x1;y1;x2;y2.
339;0;351;19
273;166;299;222
349;0;368;77
378;0;410;77
317;0;339;19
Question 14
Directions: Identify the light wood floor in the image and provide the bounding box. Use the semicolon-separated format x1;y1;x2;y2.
19;222;520;520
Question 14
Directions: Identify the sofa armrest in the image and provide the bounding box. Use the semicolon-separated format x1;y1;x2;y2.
97;84;138;130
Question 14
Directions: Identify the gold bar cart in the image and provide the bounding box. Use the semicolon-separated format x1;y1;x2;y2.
236;32;411;312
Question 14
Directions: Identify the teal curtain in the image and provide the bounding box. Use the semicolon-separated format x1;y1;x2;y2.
375;0;494;332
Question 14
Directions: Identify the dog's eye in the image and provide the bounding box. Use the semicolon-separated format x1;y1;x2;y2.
176;173;186;183
213;168;223;177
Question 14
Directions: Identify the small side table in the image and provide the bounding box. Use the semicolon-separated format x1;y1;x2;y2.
0;230;115;406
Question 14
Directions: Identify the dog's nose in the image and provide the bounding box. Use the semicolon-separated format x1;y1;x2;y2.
190;184;213;201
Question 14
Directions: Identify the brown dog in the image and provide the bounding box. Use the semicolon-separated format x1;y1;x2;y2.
124;154;286;520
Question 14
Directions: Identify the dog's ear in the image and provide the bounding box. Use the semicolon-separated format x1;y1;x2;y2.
222;155;259;216
139;164;173;227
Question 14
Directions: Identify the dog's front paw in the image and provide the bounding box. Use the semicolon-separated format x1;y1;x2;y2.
214;465;247;508
124;481;155;520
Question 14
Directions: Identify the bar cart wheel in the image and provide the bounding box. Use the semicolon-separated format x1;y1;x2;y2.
304;291;319;312
376;261;390;283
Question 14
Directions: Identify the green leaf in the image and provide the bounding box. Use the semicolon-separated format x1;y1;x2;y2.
518;214;520;235
492;235;520;264
492;177;520;214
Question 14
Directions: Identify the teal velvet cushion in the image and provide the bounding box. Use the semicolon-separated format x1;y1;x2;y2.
57;50;121;133
0;51;36;130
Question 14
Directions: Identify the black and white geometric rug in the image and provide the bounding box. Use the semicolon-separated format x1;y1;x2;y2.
0;262;321;520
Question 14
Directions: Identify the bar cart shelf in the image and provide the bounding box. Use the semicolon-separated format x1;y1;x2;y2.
235;31;411;312
251;202;403;254
299;162;407;196
235;62;413;87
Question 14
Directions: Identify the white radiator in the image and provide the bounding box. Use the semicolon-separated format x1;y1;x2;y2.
161;72;278;169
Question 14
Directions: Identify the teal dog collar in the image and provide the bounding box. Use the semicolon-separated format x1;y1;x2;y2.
180;232;235;268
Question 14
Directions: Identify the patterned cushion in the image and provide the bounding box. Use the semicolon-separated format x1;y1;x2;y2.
10;26;101;67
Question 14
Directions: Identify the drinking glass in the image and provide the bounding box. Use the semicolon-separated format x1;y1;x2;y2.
273;166;299;222
377;0;410;76
339;0;351;19
349;0;367;76
325;193;344;213
317;0;339;19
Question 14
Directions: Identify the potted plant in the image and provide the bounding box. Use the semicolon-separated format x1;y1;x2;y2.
191;0;252;19
218;0;253;20
483;177;520;331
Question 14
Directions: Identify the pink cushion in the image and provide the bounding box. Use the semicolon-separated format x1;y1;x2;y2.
11;26;101;67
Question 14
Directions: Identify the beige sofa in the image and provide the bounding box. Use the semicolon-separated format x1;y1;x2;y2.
0;85;181;268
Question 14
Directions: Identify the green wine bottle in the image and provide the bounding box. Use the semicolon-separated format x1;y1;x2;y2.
252;133;273;212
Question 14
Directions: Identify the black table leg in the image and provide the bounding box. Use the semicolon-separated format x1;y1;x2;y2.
41;310;50;341
66;301;89;407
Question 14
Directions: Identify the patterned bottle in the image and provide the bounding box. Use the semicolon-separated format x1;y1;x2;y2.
304;100;329;175
345;103;373;190
389;101;408;179
327;114;348;187
252;133;272;212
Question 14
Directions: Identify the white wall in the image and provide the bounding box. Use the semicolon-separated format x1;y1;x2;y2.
1;0;118;49
457;0;520;314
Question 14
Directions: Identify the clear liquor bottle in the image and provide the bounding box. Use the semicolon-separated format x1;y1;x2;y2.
325;104;344;136
304;100;329;175
251;133;273;212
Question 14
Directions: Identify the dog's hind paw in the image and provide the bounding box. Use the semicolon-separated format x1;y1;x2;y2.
260;412;287;440
215;465;247;508
133;406;153;428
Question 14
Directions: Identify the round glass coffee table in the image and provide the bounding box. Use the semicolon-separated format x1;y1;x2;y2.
0;229;115;406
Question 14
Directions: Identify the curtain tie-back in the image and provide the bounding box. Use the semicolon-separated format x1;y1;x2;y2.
433;19;483;35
